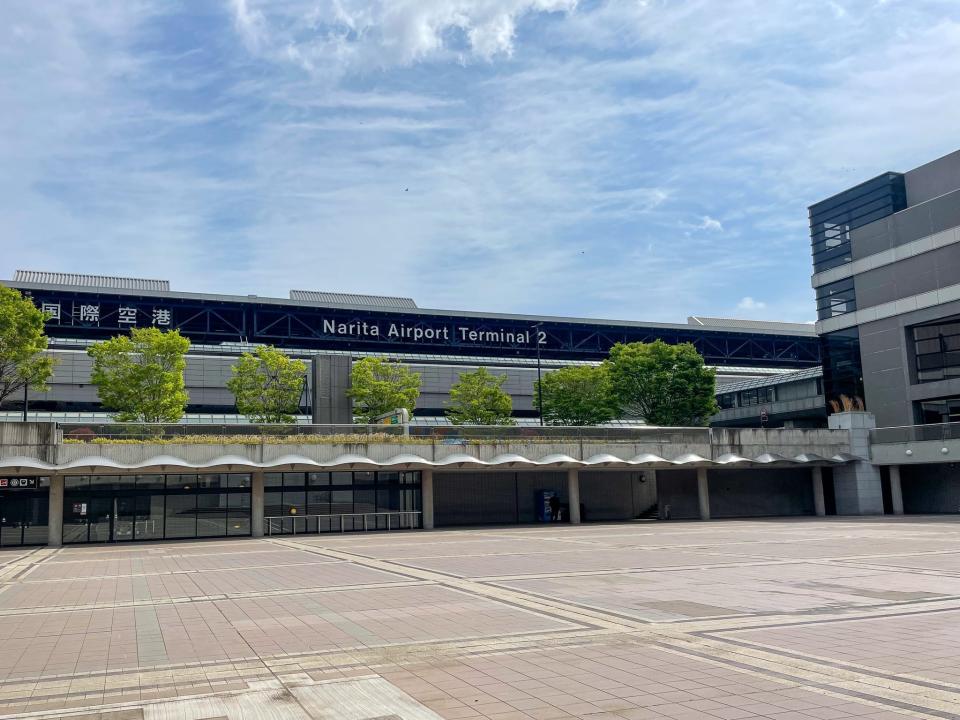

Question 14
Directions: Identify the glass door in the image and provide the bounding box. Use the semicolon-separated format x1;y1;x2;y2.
0;495;49;547
87;497;113;543
113;495;136;541
0;496;24;546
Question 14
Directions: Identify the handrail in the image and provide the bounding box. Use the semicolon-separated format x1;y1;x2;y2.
56;421;719;444
871;422;960;444
264;511;422;534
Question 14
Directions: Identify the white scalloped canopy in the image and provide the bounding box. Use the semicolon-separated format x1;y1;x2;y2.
0;450;856;474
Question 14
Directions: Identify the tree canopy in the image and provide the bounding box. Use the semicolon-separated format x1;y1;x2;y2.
536;364;618;426
346;357;421;423
606;340;718;426
0;286;56;407
226;345;307;424
447;367;515;425
87;327;190;423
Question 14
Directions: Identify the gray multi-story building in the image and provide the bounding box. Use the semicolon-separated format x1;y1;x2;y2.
811;148;960;428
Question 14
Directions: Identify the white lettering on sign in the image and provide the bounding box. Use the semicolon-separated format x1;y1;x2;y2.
152;308;171;326
317;318;539;346
322;319;380;337
387;324;449;342
79;304;100;322
42;303;61;321
118;306;137;324
458;327;531;345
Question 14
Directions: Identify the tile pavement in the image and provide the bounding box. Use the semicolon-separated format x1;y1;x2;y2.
0;518;959;718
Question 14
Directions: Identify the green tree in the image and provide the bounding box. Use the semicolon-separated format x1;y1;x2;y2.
606;340;718;426
447;367;515;425
0;286;56;406
346;357;421;423
226;346;307;424
88;327;190;423
536;364;618;426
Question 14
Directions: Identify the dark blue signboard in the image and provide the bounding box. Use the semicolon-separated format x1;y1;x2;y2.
15;287;820;368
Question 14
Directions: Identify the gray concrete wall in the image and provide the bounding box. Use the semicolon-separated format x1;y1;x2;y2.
579;471;645;521
904;149;960;207
655;470;700;519
411;364;537;413
708;468;814;518
857;297;960;428
900;463;960;514
854;240;960;310
312;355;352;423
434;470;568;525
30;349;313;412
851;187;960;261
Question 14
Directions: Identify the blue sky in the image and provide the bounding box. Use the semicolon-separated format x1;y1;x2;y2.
3;0;960;323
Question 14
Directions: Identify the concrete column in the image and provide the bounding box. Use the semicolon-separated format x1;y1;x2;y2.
567;469;581;524
47;475;64;547
828;412;884;515
421;469;434;530
251;471;265;538
812;466;826;517
889;465;904;516
696;467;710;520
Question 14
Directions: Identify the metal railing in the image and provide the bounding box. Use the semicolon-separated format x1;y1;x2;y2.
264;511;422;535
871;422;960;445
57;422;714;444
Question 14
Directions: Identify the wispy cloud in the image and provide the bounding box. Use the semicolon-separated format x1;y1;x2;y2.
3;0;960;324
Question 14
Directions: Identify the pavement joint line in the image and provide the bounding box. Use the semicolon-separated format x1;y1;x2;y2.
269;537;640;631
0;579;434;616
13;559;347;584
268;536;960;718
649;638;954;720
694;631;960;696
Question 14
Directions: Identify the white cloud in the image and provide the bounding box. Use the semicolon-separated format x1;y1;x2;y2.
3;0;960;325
697;215;723;232
737;297;767;311
228;0;578;73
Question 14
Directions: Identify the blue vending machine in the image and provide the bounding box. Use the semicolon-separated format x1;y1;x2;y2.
537;490;557;522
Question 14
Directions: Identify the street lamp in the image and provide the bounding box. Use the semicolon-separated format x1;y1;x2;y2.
532;323;544;426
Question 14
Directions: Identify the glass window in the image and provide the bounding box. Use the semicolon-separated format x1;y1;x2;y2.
136;494;165;540
228;474;251;488
197;474;223;489
165;494;197;538
307;489;330;515
265;473;283;487
265;491;284;518
283;473;306;488
912;319;960;384
65;476;90;489
354;471;375;486
228;493;251;536
167;474;197;491
196;493;227;537
137;474;165;489
307;472;330;487
331;472;353;486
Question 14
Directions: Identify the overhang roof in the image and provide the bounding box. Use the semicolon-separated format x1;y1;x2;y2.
0;450;856;474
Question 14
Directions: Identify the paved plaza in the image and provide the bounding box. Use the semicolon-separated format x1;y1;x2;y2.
1;519;960;719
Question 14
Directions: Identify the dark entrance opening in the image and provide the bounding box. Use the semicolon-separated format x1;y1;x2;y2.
0;481;50;547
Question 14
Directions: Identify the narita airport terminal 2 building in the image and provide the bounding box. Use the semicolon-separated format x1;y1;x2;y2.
1;269;821;426
3;148;960;546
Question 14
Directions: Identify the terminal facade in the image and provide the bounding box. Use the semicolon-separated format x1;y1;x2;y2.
1;271;819;425
2;148;960;544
